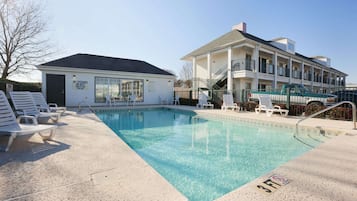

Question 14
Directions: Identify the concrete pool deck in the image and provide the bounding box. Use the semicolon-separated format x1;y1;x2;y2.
0;105;357;201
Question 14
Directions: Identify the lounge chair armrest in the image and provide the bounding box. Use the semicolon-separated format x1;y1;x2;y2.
17;115;38;125
260;105;267;110
15;109;25;116
273;105;281;110
48;103;58;108
38;107;50;113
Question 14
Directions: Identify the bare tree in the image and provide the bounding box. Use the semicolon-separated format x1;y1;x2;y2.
179;62;192;88
0;0;51;79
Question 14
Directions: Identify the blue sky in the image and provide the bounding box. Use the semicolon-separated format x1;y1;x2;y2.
14;0;357;83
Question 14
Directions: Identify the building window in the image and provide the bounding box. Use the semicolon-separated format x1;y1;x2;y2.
95;77;144;103
258;84;266;91
288;42;295;52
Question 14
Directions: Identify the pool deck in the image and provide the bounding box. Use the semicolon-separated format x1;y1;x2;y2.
1;105;357;201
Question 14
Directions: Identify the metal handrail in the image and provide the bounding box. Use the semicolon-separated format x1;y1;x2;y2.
295;101;357;136
78;101;94;113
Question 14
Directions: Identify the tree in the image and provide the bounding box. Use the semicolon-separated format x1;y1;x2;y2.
0;0;51;79
179;62;192;88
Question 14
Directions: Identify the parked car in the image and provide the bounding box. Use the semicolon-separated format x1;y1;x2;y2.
249;84;337;106
332;90;357;106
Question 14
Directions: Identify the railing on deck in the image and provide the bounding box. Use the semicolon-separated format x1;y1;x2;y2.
232;59;255;71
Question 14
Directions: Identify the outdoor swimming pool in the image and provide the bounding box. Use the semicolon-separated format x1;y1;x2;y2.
96;108;323;201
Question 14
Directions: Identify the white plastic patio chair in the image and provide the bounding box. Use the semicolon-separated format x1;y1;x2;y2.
196;93;214;109
173;94;180;105
105;95;114;106
9;91;60;123
221;94;239;111
255;95;289;117
31;92;66;113
0;91;57;152
128;94;137;106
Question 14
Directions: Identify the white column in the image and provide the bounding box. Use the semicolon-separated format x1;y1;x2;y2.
227;47;233;93
207;53;211;83
300;62;304;84
321;68;324;87
252;45;260;90
337;75;340;86
288;57;292;84
328;71;331;90
192;57;197;93
273;52;277;88
311;67;314;90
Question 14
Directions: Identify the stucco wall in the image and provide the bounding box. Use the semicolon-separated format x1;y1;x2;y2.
41;69;174;107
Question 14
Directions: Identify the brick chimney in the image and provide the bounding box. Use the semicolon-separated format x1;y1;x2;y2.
232;22;247;33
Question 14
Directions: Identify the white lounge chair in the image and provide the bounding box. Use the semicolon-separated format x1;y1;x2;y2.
255;95;289;117
31;92;66;113
196;94;214;109
0;91;57;152
221;94;239;111
9;91;60;123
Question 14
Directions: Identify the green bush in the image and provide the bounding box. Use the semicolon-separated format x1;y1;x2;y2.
288;104;306;116
243;101;258;112
328;106;353;120
179;98;198;106
305;103;326;118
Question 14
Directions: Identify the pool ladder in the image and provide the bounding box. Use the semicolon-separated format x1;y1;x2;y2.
295;101;357;137
78;100;94;113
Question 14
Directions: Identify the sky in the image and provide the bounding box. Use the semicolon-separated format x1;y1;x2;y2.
11;0;357;83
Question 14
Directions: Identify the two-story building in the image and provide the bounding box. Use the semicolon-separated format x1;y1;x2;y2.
182;22;347;100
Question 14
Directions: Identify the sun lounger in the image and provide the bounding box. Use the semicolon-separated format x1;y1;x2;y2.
221;94;239;111
9;91;60;123
0;91;57;152
196;93;214;109
31;92;66;113
255;95;289;117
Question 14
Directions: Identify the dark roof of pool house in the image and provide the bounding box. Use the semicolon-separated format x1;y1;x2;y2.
40;53;174;76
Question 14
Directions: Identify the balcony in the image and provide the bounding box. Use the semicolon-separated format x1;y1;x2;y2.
292;71;302;79
232;59;254;71
314;76;322;83
303;72;312;81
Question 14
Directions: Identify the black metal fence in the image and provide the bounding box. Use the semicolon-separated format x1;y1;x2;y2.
0;79;41;92
174;87;357;121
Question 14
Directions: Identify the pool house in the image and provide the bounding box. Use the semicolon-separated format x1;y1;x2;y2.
38;53;175;107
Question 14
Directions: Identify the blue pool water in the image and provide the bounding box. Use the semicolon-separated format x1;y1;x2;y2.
96;108;320;201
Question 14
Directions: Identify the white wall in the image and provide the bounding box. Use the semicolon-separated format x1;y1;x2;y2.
41;68;174;107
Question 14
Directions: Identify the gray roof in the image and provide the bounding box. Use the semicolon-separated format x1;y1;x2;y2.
182;30;245;59
40;53;174;76
182;30;347;75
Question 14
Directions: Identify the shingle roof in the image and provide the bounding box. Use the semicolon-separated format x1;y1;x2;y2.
182;30;245;59
40;53;174;76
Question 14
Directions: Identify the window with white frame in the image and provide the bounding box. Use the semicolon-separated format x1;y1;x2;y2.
95;77;144;103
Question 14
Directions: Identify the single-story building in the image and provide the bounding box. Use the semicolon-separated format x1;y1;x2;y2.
38;53;175;107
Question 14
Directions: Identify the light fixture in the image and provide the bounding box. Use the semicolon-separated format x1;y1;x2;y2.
72;75;77;82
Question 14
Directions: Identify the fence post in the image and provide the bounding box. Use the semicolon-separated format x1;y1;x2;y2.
287;87;291;110
189;90;192;106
